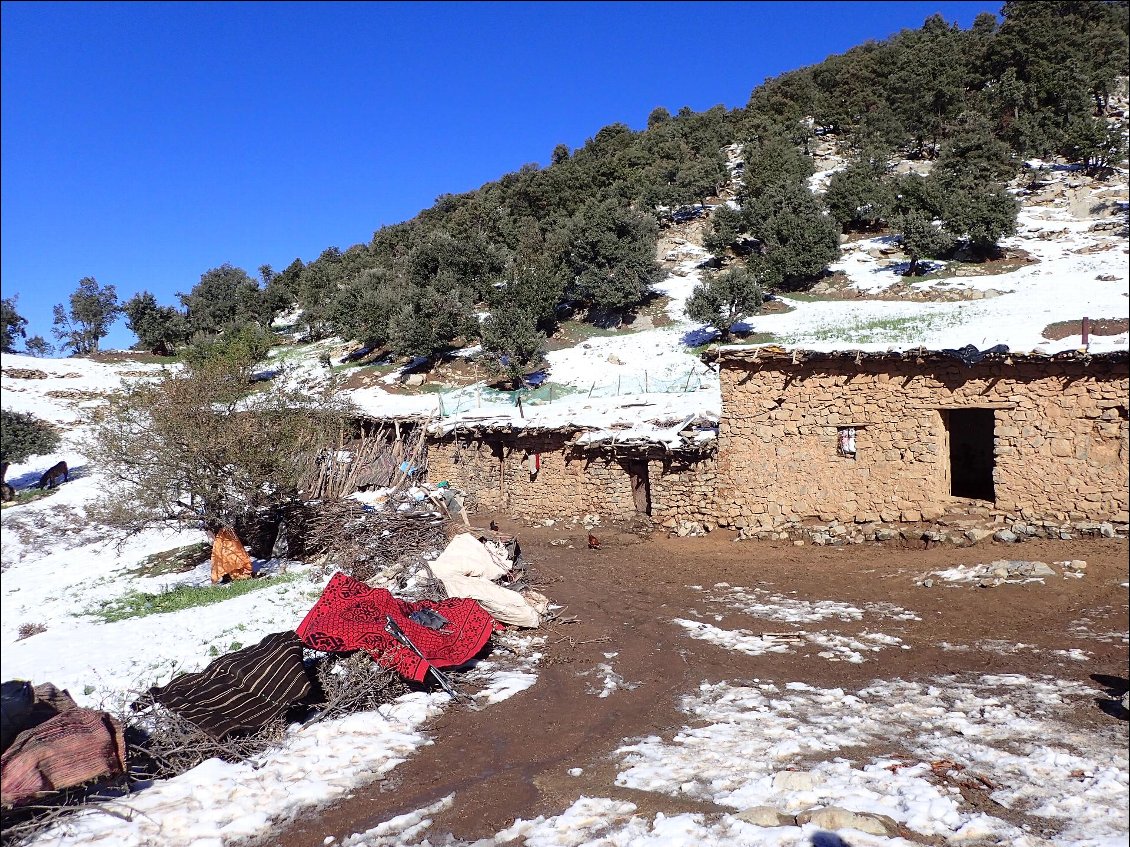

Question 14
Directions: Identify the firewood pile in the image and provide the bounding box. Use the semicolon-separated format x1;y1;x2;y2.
301;497;450;591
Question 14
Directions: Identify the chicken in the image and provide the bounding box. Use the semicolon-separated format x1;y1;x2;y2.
588;534;601;550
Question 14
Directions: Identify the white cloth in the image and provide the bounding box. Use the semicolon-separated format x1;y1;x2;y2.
431;533;510;581
436;573;541;628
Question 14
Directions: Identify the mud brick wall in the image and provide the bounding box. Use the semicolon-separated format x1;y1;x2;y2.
715;356;1130;529
426;432;717;525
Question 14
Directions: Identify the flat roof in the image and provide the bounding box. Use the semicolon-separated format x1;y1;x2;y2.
712;345;1130;368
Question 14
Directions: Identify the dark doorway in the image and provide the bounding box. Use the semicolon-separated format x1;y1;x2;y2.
626;460;651;515
944;408;996;501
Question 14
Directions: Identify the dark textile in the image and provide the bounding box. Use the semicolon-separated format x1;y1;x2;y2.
2;682;81;757
1;706;126;807
297;572;498;682
148;631;311;739
1;681;35;754
940;343;1009;366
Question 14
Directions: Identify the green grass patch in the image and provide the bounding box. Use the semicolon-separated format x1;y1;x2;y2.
129;542;212;579
90;572;300;623
1;487;58;509
781;312;964;345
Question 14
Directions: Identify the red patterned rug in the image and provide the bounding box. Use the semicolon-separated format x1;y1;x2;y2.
296;573;500;682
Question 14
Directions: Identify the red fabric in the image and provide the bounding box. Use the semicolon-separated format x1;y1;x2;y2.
296;573;499;682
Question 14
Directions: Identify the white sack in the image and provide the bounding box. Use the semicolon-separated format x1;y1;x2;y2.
431;533;510;581
437;573;540;628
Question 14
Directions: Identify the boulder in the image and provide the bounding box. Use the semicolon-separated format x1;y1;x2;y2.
993;529;1019;543
1016;561;1057;577
772;770;820;791
964;527;993;544
796;807;900;836
736;806;794;826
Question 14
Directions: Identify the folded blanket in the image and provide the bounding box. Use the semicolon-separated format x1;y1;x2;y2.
1;707;126;807
297;573;498;682
147;631;311;739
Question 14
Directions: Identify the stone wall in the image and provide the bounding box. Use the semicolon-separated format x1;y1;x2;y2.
425;431;716;528
715;355;1129;531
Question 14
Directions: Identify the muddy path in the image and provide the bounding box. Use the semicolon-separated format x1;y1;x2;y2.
272;525;1130;846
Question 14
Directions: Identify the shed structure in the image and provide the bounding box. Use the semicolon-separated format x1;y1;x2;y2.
713;347;1129;531
425;422;717;529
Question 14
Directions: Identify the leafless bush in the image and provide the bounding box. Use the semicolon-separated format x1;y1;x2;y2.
124;702;290;782
310;652;411;723
81;358;357;539
16;622;47;640
0;781;133;847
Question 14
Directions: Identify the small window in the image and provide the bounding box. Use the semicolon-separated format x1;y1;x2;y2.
837;427;857;458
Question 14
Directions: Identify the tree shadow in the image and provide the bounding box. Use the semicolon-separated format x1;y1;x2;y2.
7;461;88;490
681;326;719;347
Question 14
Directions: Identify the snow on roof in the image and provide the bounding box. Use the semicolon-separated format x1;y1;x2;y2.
715;344;1129;367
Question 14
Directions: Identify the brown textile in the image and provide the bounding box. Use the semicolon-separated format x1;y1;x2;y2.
148;631;311;739
211;526;253;584
1;708;126;807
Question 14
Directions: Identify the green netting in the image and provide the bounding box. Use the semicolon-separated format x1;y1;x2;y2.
433;371;709;417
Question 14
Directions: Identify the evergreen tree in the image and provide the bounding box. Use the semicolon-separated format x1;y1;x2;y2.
564;199;661;317
745;182;840;290
1;296;28;353
265;258;304;316
179;264;268;336
894;210;955;275
1;409;61;466
23;336;54;358
480;301;546;387
123;291;188;355
647;106;672;128
823;150;896;231
684;263;765;340
937;180;1019;255
329;270;401;347
740;134;814;200
1064;114;1128;174
703;205;748;256
888;14;969;157
52;277;121;355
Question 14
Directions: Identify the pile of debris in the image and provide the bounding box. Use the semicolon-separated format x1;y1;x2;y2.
1;497;552;841
916;559;1088;588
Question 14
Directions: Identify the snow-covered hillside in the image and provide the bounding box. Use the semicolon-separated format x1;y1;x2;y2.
263;155;1129;448
1;152;1127;846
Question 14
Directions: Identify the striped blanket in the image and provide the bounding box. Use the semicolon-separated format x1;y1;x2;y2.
1;689;126;808
148;631;311;739
297;572;499;682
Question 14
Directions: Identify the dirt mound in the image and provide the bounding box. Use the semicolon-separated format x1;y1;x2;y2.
1042;317;1129;341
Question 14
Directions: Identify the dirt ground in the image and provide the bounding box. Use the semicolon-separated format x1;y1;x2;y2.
273;523;1130;847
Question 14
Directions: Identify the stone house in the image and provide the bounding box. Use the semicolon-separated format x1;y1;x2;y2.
712;347;1129;533
424;422;717;530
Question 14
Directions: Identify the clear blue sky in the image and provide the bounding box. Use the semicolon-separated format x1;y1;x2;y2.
1;1;1001;352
